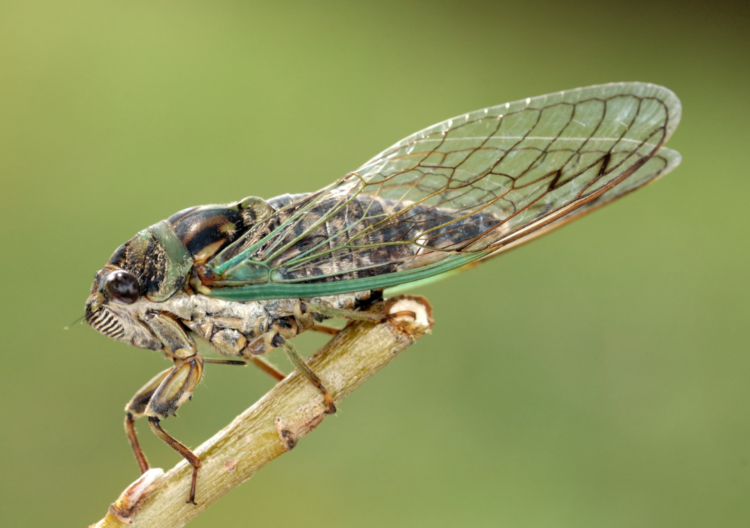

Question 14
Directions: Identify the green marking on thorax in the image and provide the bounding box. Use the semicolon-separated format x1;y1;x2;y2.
146;220;194;302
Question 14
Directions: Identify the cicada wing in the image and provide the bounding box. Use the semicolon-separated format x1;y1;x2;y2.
484;145;682;256
384;146;682;296
208;83;681;300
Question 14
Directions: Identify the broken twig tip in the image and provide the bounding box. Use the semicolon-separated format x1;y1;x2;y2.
385;295;433;329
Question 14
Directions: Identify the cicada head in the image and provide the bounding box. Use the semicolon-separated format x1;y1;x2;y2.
85;219;195;350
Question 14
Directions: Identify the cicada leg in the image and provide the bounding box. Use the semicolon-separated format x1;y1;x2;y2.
279;336;336;414
124;356;205;505
294;301;385;327
125;412;150;474
311;319;423;335
202;357;288;383
294;300;415;329
248;356;287;382
291;305;340;335
124;366;175;474
148;417;201;505
243;327;336;414
203;358;246;366
309;324;340;336
204;323;287;383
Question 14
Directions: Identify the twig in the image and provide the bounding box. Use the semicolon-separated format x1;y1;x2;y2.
90;295;433;528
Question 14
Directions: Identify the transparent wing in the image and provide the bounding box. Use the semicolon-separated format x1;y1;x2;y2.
487;145;682;255
208;83;681;297
384;146;682;296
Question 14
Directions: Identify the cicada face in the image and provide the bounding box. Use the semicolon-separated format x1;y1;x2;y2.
85;266;164;351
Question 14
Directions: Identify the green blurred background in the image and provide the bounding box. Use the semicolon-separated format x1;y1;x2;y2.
1;0;748;526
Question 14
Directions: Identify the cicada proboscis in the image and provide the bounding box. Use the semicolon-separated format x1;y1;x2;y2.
84;82;681;504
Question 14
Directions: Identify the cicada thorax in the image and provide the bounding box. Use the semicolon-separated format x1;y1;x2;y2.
169;197;275;265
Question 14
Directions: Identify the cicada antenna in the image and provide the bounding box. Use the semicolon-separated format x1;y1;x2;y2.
64;314;86;330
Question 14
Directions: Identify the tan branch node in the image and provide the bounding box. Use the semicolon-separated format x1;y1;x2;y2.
91;295;433;528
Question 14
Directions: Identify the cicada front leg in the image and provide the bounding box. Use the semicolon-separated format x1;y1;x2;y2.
148;416;202;505
124;355;205;505
124;367;174;474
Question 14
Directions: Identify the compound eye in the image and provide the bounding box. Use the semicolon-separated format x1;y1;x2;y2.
104;270;140;305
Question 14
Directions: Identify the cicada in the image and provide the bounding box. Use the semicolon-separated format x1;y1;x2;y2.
84;82;681;504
